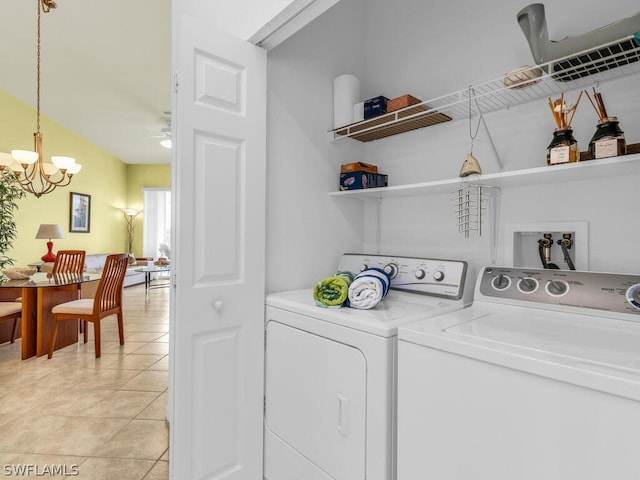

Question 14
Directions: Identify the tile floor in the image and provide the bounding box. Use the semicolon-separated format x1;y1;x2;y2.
0;284;170;479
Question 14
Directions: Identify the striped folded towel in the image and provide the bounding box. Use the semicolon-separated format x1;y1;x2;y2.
313;271;354;308
347;268;391;309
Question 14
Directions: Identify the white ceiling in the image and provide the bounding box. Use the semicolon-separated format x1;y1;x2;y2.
1;0;172;164
0;0;341;165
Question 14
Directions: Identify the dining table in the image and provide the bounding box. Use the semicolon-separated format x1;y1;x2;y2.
0;271;101;359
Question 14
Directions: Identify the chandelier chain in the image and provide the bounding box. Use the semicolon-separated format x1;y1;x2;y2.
37;0;42;133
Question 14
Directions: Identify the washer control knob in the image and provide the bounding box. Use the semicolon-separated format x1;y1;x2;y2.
415;269;426;280
384;263;398;279
492;274;510;290
360;264;368;272
518;277;538;293
626;284;640;309
546;280;569;296
433;271;445;282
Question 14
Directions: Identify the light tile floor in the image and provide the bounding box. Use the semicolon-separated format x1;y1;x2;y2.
0;284;169;479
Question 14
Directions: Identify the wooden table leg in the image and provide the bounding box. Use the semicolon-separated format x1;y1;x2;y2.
20;288;38;359
36;284;80;357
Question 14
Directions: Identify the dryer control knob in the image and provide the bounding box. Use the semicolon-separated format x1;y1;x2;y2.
433;271;445;282
384;263;398;279
492;274;510;290
626;284;640;309
415;269;426;280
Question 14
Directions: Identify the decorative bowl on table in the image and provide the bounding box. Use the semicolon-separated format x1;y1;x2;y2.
1;267;37;280
154;257;170;266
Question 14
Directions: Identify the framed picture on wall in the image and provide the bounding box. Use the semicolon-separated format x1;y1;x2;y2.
70;192;91;233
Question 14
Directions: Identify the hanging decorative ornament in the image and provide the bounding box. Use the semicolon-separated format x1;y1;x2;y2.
460;154;482;177
459;86;483;178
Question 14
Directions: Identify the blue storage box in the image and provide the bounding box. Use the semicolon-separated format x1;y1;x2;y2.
363;96;388;119
340;171;388;190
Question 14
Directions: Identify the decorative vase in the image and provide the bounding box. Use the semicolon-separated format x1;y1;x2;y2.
547;128;579;166
588;116;626;159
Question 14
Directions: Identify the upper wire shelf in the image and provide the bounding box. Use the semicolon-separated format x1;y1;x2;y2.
329;34;640;142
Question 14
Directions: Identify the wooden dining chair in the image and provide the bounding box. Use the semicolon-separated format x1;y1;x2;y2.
48;253;129;359
52;250;86;275
51;250;86;333
0;302;21;344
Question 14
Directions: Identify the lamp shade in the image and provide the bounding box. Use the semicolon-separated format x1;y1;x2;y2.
35;223;64;240
122;208;142;217
0;152;14;167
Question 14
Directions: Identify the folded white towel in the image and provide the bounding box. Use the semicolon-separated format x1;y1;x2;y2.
348;268;390;310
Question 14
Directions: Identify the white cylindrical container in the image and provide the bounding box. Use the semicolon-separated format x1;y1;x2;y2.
353;101;365;122
333;74;360;129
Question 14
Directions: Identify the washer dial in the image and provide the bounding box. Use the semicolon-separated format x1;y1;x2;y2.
626;284;640;309
517;277;538;294
546;280;569;297
492;274;511;290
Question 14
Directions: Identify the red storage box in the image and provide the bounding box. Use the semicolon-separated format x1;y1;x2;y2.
386;94;422;113
341;162;378;174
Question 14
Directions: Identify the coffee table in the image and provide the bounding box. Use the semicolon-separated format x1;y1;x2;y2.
134;265;171;291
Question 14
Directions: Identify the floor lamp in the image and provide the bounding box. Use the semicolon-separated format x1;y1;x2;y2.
122;208;142;264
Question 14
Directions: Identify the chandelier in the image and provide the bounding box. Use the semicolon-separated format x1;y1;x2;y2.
0;0;81;198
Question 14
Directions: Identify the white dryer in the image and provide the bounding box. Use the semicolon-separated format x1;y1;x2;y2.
397;266;640;480
264;254;472;480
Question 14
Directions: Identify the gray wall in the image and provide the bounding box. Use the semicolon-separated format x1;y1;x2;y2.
267;0;640;292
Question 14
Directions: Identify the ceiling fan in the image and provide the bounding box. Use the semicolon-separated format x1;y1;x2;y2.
145;117;172;149
158;124;172;149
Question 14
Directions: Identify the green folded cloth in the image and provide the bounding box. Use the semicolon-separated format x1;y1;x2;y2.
313;271;354;308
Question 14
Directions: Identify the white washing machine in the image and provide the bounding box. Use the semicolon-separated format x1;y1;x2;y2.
264;254;473;480
397;266;640;480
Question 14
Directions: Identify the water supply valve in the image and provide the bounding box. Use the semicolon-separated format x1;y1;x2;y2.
537;234;559;269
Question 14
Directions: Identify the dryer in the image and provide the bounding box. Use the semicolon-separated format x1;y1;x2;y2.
397;266;640;480
264;254;472;480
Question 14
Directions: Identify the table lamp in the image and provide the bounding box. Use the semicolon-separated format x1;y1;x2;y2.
35;224;64;262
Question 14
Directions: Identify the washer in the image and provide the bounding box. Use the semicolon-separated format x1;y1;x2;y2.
397;266;640;480
264;254;472;480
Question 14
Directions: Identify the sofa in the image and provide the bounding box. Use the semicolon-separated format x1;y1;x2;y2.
43;253;148;287
84;254;147;287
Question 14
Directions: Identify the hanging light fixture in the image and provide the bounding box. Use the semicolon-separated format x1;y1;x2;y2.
0;0;81;198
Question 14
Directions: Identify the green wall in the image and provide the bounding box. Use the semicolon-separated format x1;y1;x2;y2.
0;89;170;266
126;163;172;257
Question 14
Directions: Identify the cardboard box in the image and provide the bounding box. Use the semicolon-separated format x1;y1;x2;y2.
387;94;422;113
364;96;388;119
340;171;388;190
340;162;378;174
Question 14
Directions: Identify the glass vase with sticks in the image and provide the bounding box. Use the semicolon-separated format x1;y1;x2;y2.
585;87;626;160
546;92;582;166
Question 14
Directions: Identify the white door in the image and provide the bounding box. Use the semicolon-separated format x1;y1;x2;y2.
170;14;266;480
265;321;367;480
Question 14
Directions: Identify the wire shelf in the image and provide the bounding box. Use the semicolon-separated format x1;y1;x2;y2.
330;34;640;142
